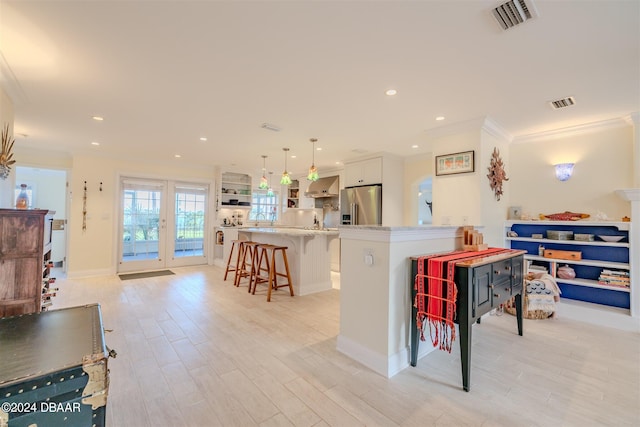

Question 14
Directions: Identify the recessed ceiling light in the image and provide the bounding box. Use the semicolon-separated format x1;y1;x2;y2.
91;141;100;146
316;147;322;151
174;154;181;158
335;161;341;165
385;89;397;96
199;137;207;141
435;116;445;121
291;155;297;159
92;116;104;121
412;144;419;149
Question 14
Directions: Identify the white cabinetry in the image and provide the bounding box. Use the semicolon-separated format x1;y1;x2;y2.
219;172;252;209
344;157;382;187
505;221;632;313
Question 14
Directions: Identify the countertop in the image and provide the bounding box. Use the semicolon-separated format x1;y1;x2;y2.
239;227;339;237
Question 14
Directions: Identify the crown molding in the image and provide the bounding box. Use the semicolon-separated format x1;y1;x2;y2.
512;116;635;144
623;112;639;126
0;51;27;105
481;117;513;142
424;116;513;143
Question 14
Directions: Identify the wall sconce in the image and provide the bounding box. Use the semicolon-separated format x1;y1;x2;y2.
554;163;574;181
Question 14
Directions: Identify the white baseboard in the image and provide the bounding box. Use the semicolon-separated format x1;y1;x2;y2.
66;267;116;279
557;300;640;333
336;334;436;378
296;280;332;296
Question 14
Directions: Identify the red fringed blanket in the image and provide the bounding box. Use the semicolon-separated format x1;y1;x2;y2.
414;248;511;352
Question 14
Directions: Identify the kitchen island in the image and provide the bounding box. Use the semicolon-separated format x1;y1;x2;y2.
238;227;339;296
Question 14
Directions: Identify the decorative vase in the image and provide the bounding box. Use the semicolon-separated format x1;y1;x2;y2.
15;184;29;209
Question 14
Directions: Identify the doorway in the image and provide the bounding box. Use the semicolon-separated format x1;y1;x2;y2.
118;177;209;273
418;177;433;225
15;166;68;275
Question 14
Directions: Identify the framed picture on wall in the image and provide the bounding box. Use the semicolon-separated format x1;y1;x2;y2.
435;151;475;176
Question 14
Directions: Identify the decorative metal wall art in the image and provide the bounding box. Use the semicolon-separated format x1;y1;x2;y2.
487;147;508;201
0;123;16;180
83;181;88;231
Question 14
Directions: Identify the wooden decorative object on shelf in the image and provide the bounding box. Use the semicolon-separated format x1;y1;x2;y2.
462;226;489;251
543;249;582;261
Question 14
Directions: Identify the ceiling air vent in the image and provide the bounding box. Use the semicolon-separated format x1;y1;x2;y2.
492;0;538;30
550;97;576;109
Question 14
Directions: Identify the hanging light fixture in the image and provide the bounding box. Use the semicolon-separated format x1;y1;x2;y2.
259;155;269;189
267;171;274;197
307;138;319;181
280;148;292;185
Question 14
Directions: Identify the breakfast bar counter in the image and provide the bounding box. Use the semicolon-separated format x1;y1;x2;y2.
238;227;339;296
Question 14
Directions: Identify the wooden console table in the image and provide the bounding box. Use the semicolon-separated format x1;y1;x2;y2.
410;249;526;391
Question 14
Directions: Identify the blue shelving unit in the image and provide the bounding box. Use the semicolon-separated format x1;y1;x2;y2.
505;221;630;310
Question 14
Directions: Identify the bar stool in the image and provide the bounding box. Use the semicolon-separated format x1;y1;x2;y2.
234;241;259;288
223;240;243;281
249;244;274;295
252;244;294;302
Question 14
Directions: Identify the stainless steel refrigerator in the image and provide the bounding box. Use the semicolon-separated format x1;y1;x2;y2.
340;184;382;225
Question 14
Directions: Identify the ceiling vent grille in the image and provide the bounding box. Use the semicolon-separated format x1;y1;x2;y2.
492;0;538;30
550;97;576;109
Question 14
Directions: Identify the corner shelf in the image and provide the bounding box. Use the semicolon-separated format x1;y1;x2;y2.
505;220;632;310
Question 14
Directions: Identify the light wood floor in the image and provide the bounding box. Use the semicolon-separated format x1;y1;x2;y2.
54;265;639;427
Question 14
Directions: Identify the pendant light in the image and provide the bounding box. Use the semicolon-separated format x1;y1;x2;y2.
259;155;269;189
280;148;292;185
267;171;274;196
307;138;319;181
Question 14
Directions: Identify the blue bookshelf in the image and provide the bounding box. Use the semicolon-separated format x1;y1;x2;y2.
505;221;630;310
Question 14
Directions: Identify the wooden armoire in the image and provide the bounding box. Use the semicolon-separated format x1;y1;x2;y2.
0;209;54;317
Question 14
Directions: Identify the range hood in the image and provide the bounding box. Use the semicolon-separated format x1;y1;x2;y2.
304;175;340;198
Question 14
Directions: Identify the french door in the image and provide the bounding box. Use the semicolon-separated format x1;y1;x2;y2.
118;178;209;273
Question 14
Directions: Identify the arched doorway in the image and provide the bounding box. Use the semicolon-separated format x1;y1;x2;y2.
417;177;432;225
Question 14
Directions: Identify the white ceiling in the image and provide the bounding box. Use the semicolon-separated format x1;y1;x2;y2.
1;0;638;177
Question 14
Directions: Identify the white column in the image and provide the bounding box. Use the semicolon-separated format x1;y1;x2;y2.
617;189;640;318
626;113;639;187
